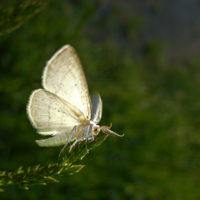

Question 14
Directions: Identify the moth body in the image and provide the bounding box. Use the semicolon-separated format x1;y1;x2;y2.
36;121;100;147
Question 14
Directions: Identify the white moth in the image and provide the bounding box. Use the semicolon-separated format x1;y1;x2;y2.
27;45;124;149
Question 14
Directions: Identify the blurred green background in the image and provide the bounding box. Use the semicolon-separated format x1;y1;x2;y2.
1;0;200;199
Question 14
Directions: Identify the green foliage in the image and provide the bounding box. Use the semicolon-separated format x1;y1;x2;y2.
0;135;107;192
0;1;46;37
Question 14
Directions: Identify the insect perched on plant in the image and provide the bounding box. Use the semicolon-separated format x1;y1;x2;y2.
27;45;124;151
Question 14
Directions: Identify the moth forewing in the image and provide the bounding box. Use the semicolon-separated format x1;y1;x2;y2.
42;45;91;121
27;89;86;136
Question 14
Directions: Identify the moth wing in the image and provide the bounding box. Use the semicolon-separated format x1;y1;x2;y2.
27;89;86;135
91;93;102;124
42;45;91;121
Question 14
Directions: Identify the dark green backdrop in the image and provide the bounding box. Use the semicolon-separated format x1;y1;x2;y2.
1;0;200;199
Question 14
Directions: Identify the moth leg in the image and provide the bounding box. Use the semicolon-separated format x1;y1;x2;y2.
70;140;78;151
59;126;77;156
69;124;86;151
84;125;92;152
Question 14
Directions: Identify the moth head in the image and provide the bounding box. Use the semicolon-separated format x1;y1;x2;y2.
93;125;100;136
100;123;124;137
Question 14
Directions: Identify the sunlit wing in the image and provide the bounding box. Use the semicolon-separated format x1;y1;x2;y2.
27;89;86;135
42;45;91;121
91;93;102;124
